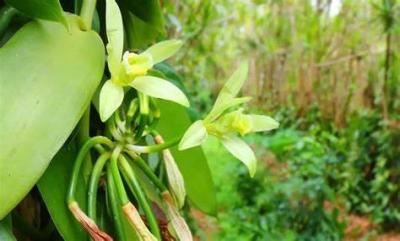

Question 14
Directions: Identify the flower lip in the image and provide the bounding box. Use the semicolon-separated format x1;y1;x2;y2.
122;51;154;80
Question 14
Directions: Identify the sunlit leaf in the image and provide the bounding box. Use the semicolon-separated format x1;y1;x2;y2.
0;15;105;219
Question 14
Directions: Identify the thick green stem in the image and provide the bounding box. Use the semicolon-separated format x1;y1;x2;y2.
110;146;129;204
80;0;97;30
119;155;162;240
126;136;181;153
0;5;17;38
88;152;111;220
107;164;127;241
125;151;167;192
79;108;93;182
67;136;114;204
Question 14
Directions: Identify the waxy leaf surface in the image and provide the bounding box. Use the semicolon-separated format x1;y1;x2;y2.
37;141;88;241
157;100;217;215
0;16;105;219
5;0;67;26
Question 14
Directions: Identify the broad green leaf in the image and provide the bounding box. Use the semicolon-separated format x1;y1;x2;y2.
106;0;124;76
37;140;88;241
0;15;105;219
0;6;18;39
0;215;16;241
156;100;217;215
179;120;208;150
5;0;67;26
221;135;257;177
117;0;164;32
131;76;189;107
249;114;279;132
123;10;160;50
99;80;124;122
209;62;249;120
143;40;183;64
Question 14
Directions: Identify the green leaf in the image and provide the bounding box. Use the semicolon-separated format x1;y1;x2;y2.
131;76;189;107
0;215;16;241
143;40;183;64
221;135;257;177
37;140;88;241
179;120;208;150
123;10;160;49
117;0;164;32
0;15;105;219
156;100;217;215
99;80;124;122
249;114;279;132
5;0;67;27
106;0;124;76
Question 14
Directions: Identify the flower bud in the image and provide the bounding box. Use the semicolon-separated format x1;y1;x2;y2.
155;135;186;208
68;202;113;241
122;202;157;241
162;192;193;241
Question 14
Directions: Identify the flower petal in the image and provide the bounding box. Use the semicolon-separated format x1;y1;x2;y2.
99;80;124;122
142;40;183;64
214;62;248;106
249;115;279;132
106;0;124;76
205;96;251;122
178;120;208;150
130;76;189;107
221;135;257;177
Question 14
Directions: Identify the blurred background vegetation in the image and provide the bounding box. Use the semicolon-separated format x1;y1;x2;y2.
161;0;400;240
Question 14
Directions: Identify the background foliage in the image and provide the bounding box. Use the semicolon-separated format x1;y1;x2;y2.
165;0;400;240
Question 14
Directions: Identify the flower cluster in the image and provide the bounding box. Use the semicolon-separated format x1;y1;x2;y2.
67;0;279;241
99;0;188;122
179;63;279;177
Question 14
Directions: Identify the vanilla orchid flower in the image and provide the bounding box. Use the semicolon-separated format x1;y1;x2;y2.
178;62;279;177
99;0;188;122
